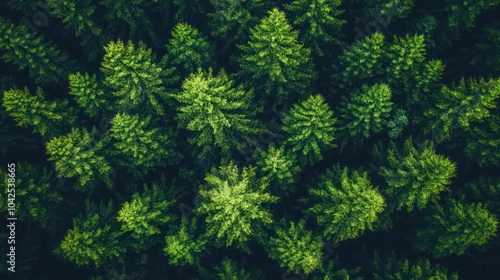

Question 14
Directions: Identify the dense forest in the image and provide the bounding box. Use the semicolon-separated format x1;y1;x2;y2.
1;0;500;279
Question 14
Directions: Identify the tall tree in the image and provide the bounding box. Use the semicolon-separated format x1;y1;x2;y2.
306;165;386;242
238;8;316;103
413;199;498;258
282;94;337;166
68;72;109;117
197;162;278;249
164;217;206;266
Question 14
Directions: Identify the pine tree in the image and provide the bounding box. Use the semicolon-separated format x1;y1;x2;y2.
238;8;315;103
212;257;260;280
2;87;77;140
68;72;109;117
313;258;363;280
0;16;75;85
46;128;113;191
413;199;498;258
284;0;345;56
465;115;500;166
466;177;500;217
378;138;456;212
197;162;278;248
340;83;393;139
356;0;414;24
282;94;337;165
164;217;206;266
166;23;214;78
445;0;500;34
172;68;261;159
267;219;324;275
306;165;385;242
387;108;409;139
472;22;500;76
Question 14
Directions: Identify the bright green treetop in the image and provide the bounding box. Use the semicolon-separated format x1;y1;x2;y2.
197;162;278;248
307;165;385;242
164;217;206;266
213;257;258;280
68;72;109;117
282;94;337;165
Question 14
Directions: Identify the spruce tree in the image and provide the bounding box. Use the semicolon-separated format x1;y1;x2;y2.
164;217;206;266
68;72;109;117
466;177;500;217
356;0;414;24
465;115;500;166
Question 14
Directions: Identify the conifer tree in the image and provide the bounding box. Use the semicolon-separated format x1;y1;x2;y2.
413;199;498;258
267;219;324;275
284;0;345;56
2;87;77;139
306;165;386;242
197;162;278;248
465;115;500;166
356;0;414;24
378;138;456;212
340;83;393;139
387;108;409;139
0;17;74;85
68;72;109;117
238;8;315;103
46;128;113;191
282;94;337;165
445;0;500;34
313;258;363;280
164;217;206;266
465;177;500;217
212;257;259;280
472;22;500;76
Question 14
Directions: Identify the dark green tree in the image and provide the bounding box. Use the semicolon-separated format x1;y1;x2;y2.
387;108;409;139
465;115;500;166
68;72;109;117
355;0;414;24
164;217;206;266
445;0;500;35
472;22;500;76
465;177;500;217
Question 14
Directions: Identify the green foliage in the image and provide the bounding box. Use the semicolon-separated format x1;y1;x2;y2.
238;8;315;103
313;258;364;280
378;138;456;212
465;113;500;167
164;217;206;266
173;68;261;159
466;177;500;217
387;108;409;139
357;0;414;24
307;165;386;242
213;257;257;280
46;128;113;191
282;94;337;165
267;219;324;275
2;87;77;139
445;0;500;32
371;251;459;280
408;15;438;50
197;162;278;248
472;22;500;75
68;72;108;117
340;83;393;138
413;199;498;258
285;0;345;56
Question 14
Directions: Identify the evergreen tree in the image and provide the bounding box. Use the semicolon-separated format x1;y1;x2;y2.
472;22;500;76
164;217;206;266
340;83;393;139
387;108;409;139
306;165;386;242
282;94;337;165
378;138;456;212
355;0;414;24
285;0;345;56
68;72;109;117
466;177;500;217
172;68;261;159
267;219;324;275
313;258;363;280
465;115;500;166
212;257;259;280
0;16;75;85
197;162;278;248
413;199;498;258
46;128;113;191
2;87;77;139
445;0;500;34
238;8;316;103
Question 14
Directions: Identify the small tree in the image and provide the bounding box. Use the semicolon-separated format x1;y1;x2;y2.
68;72;109;117
164;217;206;266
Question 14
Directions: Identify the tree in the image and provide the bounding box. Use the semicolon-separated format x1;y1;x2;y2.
306;165;386;242
164;217;206;266
378;138;456;212
46;128;113;191
413;199;498;258
0;16;75;85
238;8;315;103
340;83;393;139
387;108;409;139
2;87;77;139
58;200;125;268
101;40;168;116
166;23;213;78
68;72;109;117
172;68;261;159
267;219;324;275
209;257;262;280
465;115;500;166
445;0;500;34
110;113;179;173
472;22;500;76
197;162;278;248
282;94;337;165
312;258;363;280
355;0;414;24
284;0;345;56
465;177;500;217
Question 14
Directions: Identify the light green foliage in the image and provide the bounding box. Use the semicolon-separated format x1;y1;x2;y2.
414;199;498;258
466;177;500;216
371;251;459;280
46;128;113;191
267;219;323;275
379;138;456;212
313;259;363;280
173;68;261;158
214;258;255;280
387;108;409;139
255;143;301;194
465;115;500;166
282;94;337;165
68;72;108;117
166;23;213;77
285;0;345;56
307;165;385;242
340;83;393;138
2;87;77;139
385;34;425;90
239;8;315;102
197;162;278;248
445;0;500;31
110;113;179;171
164;217;206;266
59;201;125;267
101;40;167;115
424;77;500;140
0;17;74;85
